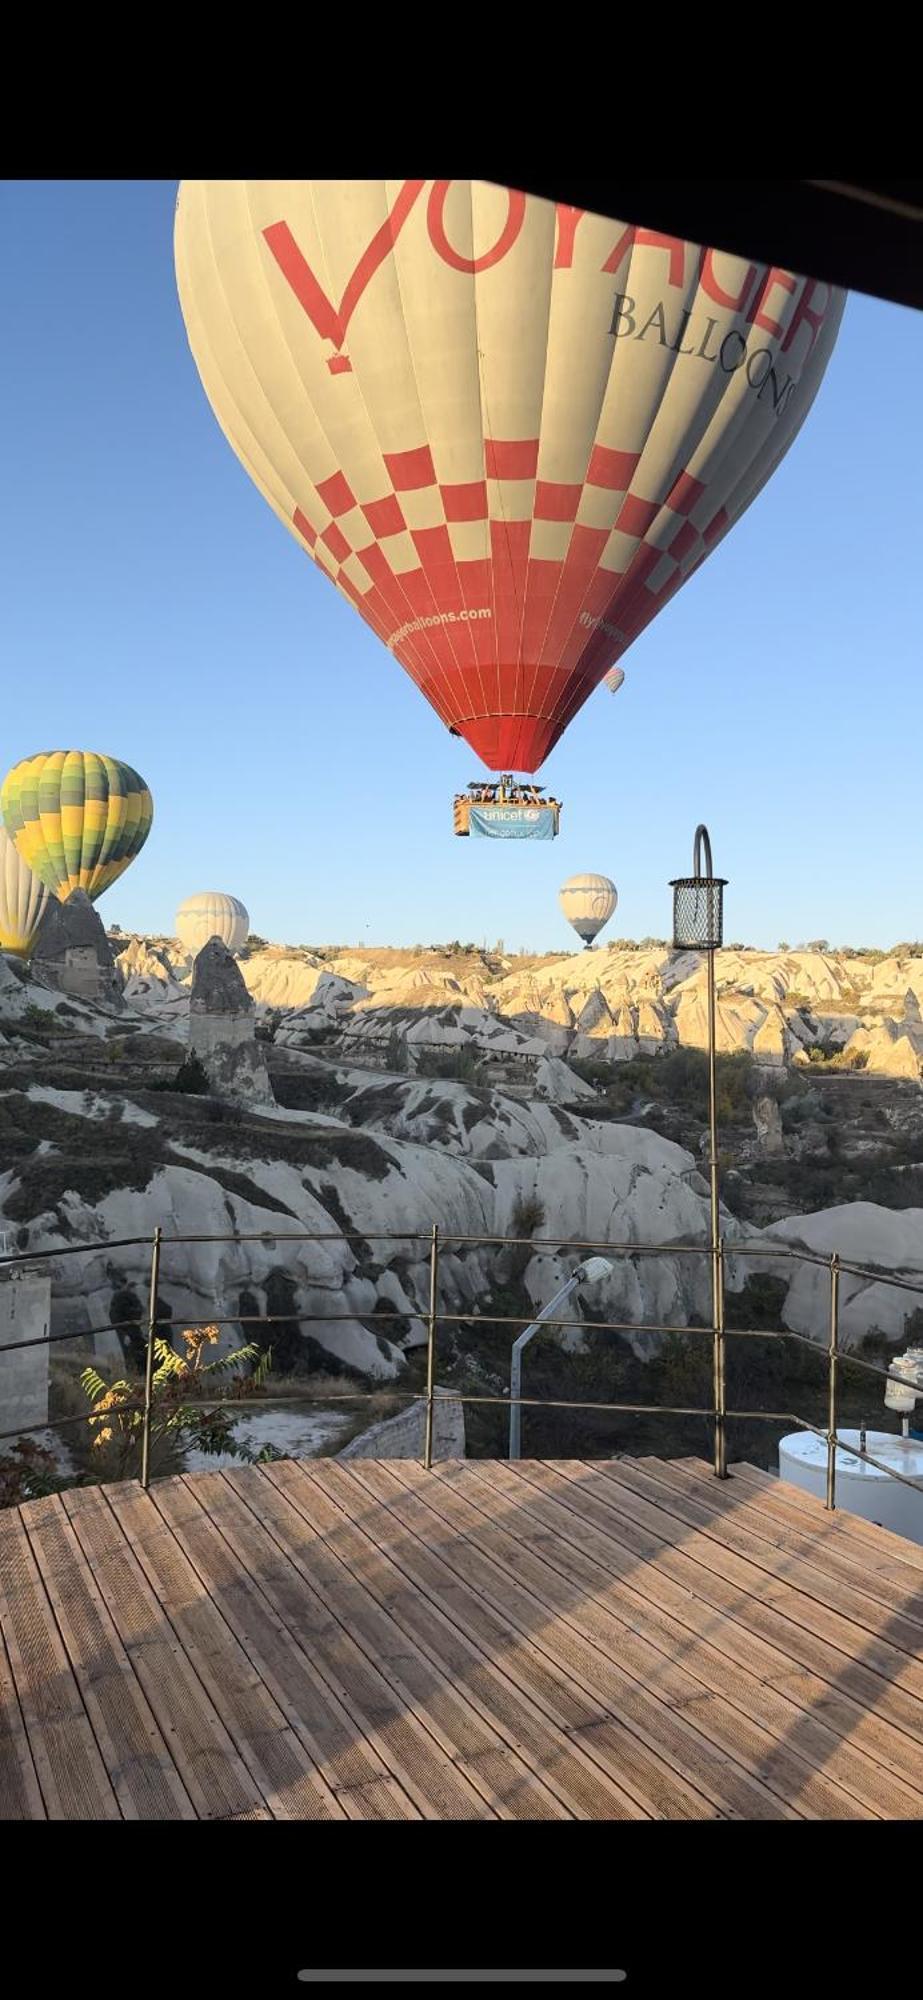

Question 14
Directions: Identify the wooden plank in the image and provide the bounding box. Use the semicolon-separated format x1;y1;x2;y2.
456;1460;923;1819
322;1458;798;1822
233;1461;599;1821
513;1459;923;1792
159;1474;418;1822
293;1459;707;1823
8;1456;920;1823
391;1460;893;1821
634;1458;923;1628
727;1461;923;1579
610;1457;923;1654
221;1462;530;1820
23;1497;196;1821
62;1485;270;1822
0;1622;46;1820
548;1460;923;1733
0;1504;120;1821
103;1481;342;1822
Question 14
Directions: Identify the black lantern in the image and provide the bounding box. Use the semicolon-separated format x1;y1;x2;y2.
670;824;726;952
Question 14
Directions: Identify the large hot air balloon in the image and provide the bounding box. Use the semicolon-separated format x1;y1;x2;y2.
559;873;618;947
175;183;844;782
0;826;50;956
176;891;250;958
0;752;154;904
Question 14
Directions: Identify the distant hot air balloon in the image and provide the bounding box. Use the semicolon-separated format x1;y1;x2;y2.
175;182;844;777
0;826;50;957
603;667;625;696
559;873;618;948
176;891;250;958
0;752;153;904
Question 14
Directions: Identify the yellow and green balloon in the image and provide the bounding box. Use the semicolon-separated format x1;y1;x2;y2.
0;751;154;914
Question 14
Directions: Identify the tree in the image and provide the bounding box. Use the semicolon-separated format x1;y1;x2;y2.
173;1051;210;1095
81;1326;280;1482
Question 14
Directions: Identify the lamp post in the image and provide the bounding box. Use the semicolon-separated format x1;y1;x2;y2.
670;824;729;1479
509;1256;614;1460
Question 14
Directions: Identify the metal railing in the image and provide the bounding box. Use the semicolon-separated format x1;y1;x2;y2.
1;1226;922;1507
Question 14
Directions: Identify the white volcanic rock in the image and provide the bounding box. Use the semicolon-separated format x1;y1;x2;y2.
117;935;923;1080
24;1084;158;1128
735;1203;923;1351
9;1162;406;1380
189;939;274;1106
672;983;765;1054
113;936;186;987
868;957;923;1006
534;1055;597;1103
120;932;923;1088
845;1020;923;1079
488;1127;737;1356
243;955;363;1013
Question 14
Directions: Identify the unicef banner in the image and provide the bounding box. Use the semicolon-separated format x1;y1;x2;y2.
469;805;556;841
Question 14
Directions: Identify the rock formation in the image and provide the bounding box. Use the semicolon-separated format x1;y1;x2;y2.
747;1065;786;1156
338;1387;465;1460
98;932;923;1085
189;938;274;1105
32;891;122;1005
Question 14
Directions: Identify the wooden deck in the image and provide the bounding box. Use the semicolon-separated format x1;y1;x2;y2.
2;1454;923;1820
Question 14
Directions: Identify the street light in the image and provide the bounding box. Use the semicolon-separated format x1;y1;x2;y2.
670;823;729;1479
509;1255;614;1460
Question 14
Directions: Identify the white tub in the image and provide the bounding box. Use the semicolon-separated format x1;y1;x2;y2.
778;1429;923;1546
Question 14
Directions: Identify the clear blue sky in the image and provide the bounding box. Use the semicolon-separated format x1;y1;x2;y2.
2;179;920;953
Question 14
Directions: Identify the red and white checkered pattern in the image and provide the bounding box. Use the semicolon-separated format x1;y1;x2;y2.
176;181;845;774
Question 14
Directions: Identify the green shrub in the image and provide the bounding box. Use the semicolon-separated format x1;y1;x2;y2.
511;1193;546;1239
150;1052;210;1095
415;1045;486;1085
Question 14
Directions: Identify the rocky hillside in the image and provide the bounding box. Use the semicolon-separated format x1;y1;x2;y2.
115;934;923;1080
2;934;922;1473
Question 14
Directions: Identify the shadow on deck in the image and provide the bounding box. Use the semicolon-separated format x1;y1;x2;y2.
2;1455;923;1820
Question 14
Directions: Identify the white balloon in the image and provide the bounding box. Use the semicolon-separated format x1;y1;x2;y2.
176;891;250;958
0;826;50;956
603;667;625;695
559;873;618;947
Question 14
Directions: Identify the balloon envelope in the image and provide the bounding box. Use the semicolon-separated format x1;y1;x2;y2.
604;667;625;695
0;826;50;956
559;872;618;945
176;891;250;958
176;181;844;773
0;752;153;904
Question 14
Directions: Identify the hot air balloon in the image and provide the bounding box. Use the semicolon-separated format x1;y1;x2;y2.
603;666;625;696
176;891;250;958
0;752;153;904
559;873;618;948
175;182;844;802
0;826;50;957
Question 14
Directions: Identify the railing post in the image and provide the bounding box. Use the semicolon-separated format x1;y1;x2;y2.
422;1223;439;1471
825;1252;840;1511
140;1227;162;1492
713;1236;727;1480
705;945;728;1481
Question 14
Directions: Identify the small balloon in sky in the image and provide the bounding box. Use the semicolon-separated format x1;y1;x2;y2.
176;891;250;958
559;873;618;948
